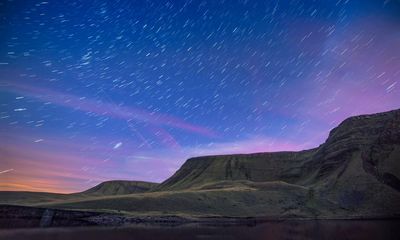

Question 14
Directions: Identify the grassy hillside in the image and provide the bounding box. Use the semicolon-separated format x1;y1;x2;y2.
155;149;316;191
81;180;158;196
0;191;72;206
38;182;330;217
0;180;158;206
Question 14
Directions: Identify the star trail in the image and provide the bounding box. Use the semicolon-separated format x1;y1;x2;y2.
1;0;399;193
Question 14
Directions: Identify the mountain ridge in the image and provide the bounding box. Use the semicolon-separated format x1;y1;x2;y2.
157;109;399;192
0;109;399;219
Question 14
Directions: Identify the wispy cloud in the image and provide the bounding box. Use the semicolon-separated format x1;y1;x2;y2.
182;135;313;157
0;83;216;137
0;169;14;175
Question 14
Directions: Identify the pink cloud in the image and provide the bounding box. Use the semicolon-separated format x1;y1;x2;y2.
0;128;316;193
181;135;314;158
1;83;216;137
278;15;400;127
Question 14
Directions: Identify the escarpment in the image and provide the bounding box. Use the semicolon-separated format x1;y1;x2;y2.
158;110;400;194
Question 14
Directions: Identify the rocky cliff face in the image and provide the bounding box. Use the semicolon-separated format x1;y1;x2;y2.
300;109;400;216
304;109;400;184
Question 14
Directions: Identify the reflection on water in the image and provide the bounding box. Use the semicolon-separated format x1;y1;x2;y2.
0;220;399;240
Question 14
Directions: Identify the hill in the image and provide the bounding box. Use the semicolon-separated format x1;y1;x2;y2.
81;180;158;196
1;109;399;219
0;180;158;206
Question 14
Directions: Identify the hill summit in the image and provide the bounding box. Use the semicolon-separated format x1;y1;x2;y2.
82;180;158;196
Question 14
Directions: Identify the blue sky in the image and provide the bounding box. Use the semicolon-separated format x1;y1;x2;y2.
0;0;399;192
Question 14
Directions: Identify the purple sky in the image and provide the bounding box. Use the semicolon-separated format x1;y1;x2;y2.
0;0;399;193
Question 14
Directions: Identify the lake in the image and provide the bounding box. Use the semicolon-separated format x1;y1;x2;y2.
0;220;399;240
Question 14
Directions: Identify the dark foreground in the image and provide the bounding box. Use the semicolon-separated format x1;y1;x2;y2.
1;205;400;239
1;219;400;240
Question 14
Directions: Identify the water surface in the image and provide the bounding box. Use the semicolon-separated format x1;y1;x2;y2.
0;220;399;240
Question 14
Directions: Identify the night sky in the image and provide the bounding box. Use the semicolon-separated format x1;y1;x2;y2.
1;0;399;193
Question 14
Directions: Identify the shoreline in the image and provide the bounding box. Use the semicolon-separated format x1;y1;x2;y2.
1;204;399;229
